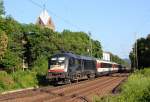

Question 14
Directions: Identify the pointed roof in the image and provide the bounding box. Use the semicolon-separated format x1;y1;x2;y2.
39;10;50;25
36;9;55;31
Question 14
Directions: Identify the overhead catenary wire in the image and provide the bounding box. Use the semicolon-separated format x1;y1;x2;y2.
27;0;43;8
27;0;82;30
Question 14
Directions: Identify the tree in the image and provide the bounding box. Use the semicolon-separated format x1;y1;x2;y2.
0;50;22;72
0;0;5;15
110;53;127;65
0;30;8;59
130;34;150;69
92;40;102;58
61;30;102;58
22;24;55;67
0;17;23;71
0;16;103;71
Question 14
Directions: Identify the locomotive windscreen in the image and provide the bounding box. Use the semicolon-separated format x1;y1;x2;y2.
50;57;65;66
48;55;68;72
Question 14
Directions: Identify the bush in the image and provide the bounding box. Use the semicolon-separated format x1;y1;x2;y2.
0;65;48;93
32;56;49;86
0;50;22;72
96;68;150;102
0;71;15;92
119;73;150;102
11;70;38;88
32;56;48;75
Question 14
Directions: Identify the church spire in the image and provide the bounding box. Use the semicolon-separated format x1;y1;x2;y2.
36;2;55;31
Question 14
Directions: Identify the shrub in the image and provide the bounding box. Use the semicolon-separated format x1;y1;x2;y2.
11;70;38;88
32;56;49;86
0;71;15;92
0;50;22;72
32;56;48;75
119;73;150;102
95;68;150;102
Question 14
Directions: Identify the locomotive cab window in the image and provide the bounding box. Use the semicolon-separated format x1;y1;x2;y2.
50;57;57;65
49;56;66;69
58;57;66;65
69;57;75;67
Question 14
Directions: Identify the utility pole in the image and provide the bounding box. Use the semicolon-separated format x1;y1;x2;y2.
134;33;138;71
135;33;138;69
88;32;92;57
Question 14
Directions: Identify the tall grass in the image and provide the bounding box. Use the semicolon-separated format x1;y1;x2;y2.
0;71;15;92
0;56;49;93
95;68;150;102
0;70;38;92
11;71;38;89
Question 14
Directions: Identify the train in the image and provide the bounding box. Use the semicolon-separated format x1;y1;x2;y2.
46;52;125;84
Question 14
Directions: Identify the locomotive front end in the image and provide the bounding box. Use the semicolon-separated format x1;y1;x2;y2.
46;55;69;83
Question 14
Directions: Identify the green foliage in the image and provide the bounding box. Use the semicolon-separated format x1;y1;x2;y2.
0;14;103;71
92;40;102;58
95;68;150;102
0;3;103;91
0;71;15;92
61;30;102;57
31;56;49;86
11;71;38;88
0;30;8;59
0;70;38;93
62;30;89;55
0;0;5;15
32;56;48;75
22;27;103;68
0;50;22;71
130;34;150;69
0;17;23;71
22;24;55;67
110;53;128;66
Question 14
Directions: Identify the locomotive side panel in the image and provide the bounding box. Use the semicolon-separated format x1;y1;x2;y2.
67;57;84;81
82;59;97;79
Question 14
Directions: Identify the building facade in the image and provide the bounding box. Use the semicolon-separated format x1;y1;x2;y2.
102;52;111;61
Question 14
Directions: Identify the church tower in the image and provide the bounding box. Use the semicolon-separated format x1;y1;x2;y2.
36;9;55;31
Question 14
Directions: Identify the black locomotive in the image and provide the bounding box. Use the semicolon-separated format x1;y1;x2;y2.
46;52;97;84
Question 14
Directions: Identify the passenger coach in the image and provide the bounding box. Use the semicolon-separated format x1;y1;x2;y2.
96;60;119;76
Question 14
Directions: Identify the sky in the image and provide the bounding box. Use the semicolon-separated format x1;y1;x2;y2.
3;0;150;58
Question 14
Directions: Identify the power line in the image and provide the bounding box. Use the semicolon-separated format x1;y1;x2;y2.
27;0;82;30
27;0;43;8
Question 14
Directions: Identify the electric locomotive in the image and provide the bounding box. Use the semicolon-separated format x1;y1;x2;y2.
46;52;96;84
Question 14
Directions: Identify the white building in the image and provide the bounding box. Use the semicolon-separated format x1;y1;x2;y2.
102;52;110;61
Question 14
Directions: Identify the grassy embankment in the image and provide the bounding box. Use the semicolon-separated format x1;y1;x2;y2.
94;68;150;102
0;56;49;93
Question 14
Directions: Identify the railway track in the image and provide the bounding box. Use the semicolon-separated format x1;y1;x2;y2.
0;73;128;102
